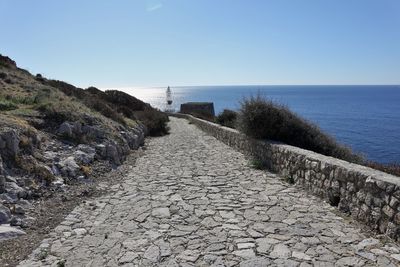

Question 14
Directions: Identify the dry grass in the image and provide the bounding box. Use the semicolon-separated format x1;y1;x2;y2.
80;165;92;177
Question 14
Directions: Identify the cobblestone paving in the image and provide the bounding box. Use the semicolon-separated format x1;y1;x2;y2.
18;117;400;266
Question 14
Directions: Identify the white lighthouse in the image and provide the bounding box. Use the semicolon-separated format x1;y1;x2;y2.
165;86;174;112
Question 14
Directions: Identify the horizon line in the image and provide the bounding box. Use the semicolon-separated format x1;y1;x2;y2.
100;84;400;90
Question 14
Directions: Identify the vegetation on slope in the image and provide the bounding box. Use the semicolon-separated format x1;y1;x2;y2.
216;109;238;129
210;95;400;176
0;54;168;138
238;94;363;163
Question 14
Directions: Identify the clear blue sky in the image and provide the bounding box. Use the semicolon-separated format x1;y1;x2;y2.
1;0;399;87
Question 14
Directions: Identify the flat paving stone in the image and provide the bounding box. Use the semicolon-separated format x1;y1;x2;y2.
18;117;400;266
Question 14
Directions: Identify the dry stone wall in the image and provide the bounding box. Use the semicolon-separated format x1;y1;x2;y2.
170;113;400;241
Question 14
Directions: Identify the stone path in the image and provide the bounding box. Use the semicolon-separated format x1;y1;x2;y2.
18;117;400;266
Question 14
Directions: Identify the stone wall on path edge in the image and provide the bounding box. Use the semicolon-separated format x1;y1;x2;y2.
169;113;400;242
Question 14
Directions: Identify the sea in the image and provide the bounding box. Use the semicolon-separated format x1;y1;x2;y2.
120;85;400;164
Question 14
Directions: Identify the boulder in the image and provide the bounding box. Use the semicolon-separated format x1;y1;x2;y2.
35;164;55;183
95;144;107;159
74;150;94;165
0;129;20;158
9;215;33;228
72;121;82;136
0;224;26;241
5;181;28;199
14;204;25;215
0;54;17;68
77;144;96;154
82;125;105;140
121;131;140;150
0;157;5;193
51;165;60;176
0;204;11;224
0;193;15;204
106;144;121;165
58;122;73;138
0;138;5;149
58;157;80;177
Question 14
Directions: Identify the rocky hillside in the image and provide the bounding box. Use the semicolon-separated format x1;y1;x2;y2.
0;54;168;239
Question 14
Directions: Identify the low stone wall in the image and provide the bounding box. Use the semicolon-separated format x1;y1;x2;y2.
170;113;400;241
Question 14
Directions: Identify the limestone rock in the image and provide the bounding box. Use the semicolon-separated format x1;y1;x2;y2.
58;122;73;138
270;244;291;259
106;144;120;165
240;258;271;267
152;207;170;218
0;157;5;193
0;129;20;158
0;204;11;224
0;224;26;240
58;157;80;177
143;245;160;262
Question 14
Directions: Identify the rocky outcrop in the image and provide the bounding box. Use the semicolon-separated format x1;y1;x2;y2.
57;120;145;165
0;118;146;234
0;54;17;68
0;129;20;160
0;204;11;224
57;121;106;141
0;157;5;193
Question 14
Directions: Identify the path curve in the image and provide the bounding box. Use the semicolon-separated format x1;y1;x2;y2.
18;117;400;266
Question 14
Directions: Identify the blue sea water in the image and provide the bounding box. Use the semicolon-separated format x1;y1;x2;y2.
124;85;400;164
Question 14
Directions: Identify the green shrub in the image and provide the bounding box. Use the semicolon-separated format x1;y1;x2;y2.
0;99;18;111
238;94;363;163
134;110;169;136
36;102;71;125
216;109;238;128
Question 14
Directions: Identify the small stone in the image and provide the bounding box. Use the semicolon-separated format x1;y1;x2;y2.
233;249;256;259
201;217;220;228
0;225;26;240
390;254;400;261
301;236;320;245
247;229;264;238
237;243;255;249
158;240;171;257
14;205;25;215
353;238;380;251
356;251;376;261
119;251;138;264
270;244;291;259
222;224;241;230
144;245;160;262
335;256;365;266
177;250;200;262
292;251;311;261
152;207;171;218
206;243;226;252
73;228;87;236
219;210;235;219
240;258;271;267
